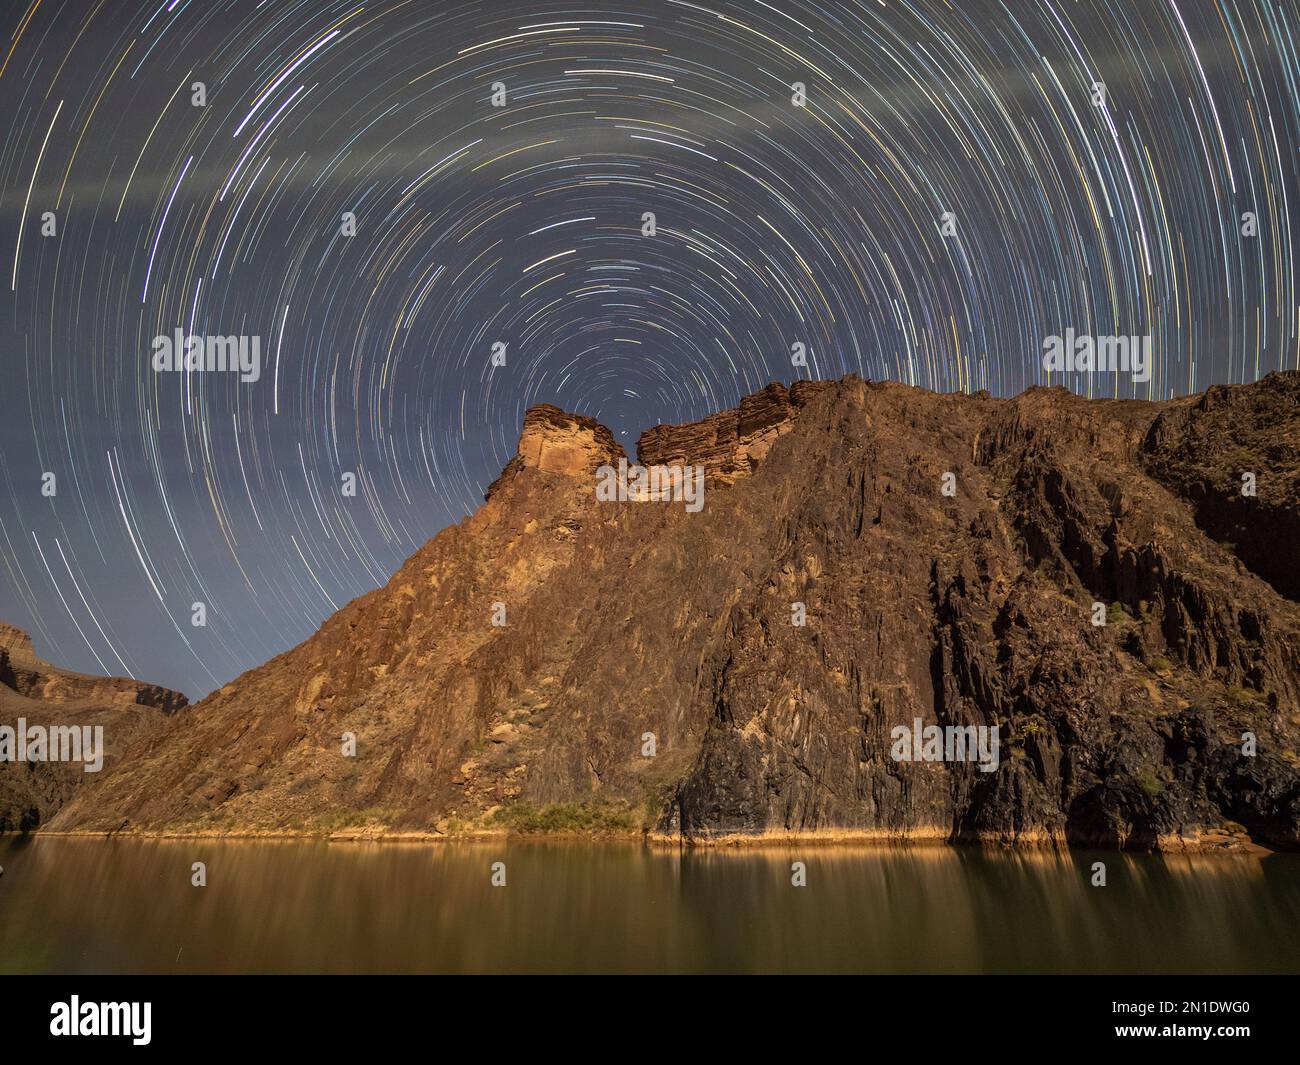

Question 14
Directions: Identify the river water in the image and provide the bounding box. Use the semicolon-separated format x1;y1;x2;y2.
1;837;1296;973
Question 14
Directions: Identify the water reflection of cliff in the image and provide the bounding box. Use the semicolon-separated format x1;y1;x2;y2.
2;838;1297;974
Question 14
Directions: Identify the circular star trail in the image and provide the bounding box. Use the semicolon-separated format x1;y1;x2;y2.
1;0;1297;697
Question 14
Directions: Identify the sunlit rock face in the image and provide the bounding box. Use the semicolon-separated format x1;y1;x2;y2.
515;404;626;478
43;372;1300;852
637;380;833;485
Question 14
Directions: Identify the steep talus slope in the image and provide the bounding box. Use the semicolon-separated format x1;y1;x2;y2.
45;374;1300;850
0;623;188;832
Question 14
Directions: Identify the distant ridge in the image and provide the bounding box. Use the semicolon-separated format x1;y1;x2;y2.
1;624;187;832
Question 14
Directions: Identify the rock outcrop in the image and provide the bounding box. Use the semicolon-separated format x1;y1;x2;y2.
43;373;1300;851
487;404;626;499
0;624;188;832
638;380;833;484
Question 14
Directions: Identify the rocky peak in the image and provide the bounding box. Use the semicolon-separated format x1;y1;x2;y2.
515;404;625;476
486;404;626;500
0;622;40;668
489;381;836;502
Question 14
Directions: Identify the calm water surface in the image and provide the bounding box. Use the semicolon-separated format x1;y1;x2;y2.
1;837;1297;973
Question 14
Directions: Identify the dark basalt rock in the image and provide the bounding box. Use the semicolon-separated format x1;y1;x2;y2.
1141;371;1300;602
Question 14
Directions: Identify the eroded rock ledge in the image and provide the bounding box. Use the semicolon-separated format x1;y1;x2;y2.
638;380;834;484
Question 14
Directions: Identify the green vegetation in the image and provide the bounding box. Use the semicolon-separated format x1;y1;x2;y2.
1008;717;1042;748
642;791;664;826
1137;772;1165;797
1225;684;1265;708
487;799;641;835
309;807;397;832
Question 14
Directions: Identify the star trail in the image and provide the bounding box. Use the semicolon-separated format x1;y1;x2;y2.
1;0;1298;698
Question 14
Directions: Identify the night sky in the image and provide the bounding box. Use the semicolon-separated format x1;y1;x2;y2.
1;0;1298;699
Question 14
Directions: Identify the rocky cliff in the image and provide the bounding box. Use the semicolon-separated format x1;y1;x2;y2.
43;373;1300;850
0;623;188;832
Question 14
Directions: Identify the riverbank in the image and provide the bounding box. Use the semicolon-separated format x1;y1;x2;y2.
17;821;1277;854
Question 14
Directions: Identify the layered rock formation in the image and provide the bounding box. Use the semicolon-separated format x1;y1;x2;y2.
0;623;187;832
638;380;832;484
44;372;1300;850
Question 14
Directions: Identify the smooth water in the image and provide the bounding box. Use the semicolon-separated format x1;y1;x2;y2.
1;837;1297;973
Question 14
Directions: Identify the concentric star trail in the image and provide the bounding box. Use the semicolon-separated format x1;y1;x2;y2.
1;0;1297;697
